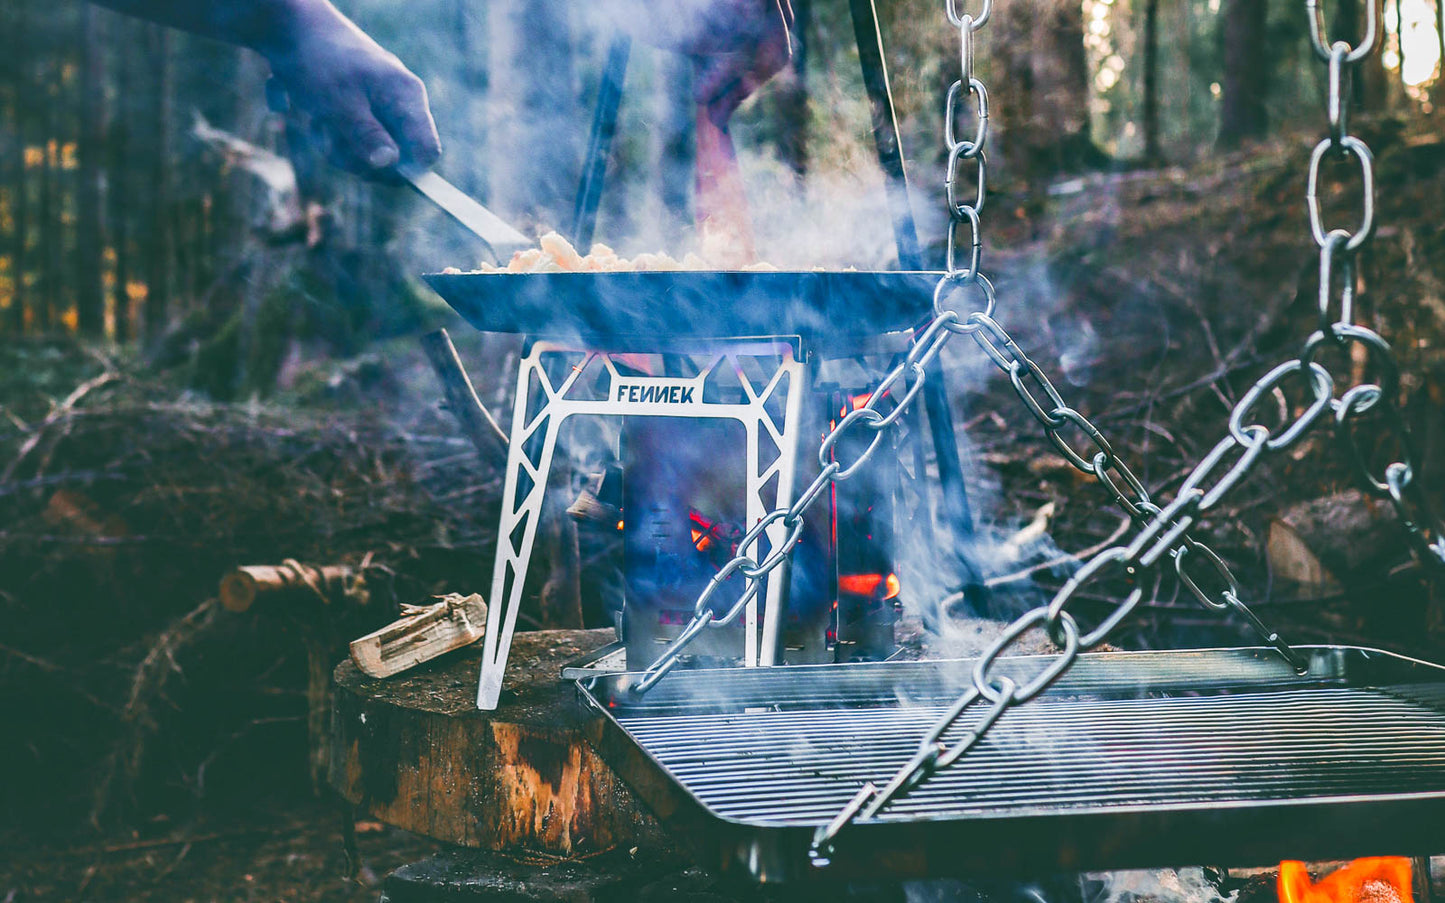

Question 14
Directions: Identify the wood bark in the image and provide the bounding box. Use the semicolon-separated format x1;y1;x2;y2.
143;26;173;342
1331;0;1391;110
38;55;59;331
1267;490;1397;590
331;629;665;856
1218;0;1269;147
775;0;810;178
77;5;106;337
655;53;694;228
1142;0;1162;163
3;0;27;333
108;18;132;343
219;563;359;612
995;0;1101;180
1435;0;1445;109
1358;0;1391;110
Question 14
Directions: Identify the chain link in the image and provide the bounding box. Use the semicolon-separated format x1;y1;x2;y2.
811;0;1445;863
631;313;961;695
626;0;1440;863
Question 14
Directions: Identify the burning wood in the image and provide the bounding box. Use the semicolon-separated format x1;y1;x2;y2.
1278;858;1416;903
349;593;487;679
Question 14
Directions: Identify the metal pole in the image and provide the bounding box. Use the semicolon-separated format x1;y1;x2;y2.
571;34;631;249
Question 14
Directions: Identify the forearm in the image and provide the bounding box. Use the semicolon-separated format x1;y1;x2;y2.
90;0;350;59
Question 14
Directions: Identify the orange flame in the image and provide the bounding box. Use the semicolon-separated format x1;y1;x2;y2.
1279;858;1414;903
838;573;901;600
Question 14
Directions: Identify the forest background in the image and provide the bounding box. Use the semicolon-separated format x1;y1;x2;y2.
3;1;1445;898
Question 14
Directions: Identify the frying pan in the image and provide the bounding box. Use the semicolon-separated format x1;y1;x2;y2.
423;269;939;342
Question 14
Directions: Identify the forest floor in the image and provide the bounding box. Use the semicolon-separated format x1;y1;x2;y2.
3;117;1444;901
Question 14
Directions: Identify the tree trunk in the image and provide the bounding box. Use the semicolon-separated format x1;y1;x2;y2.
996;0;1100;182
1218;0;1269;147
775;0;810;178
1334;0;1391;110
1142;0;1162;163
38;56;59;332
1435;0;1445;109
143;26;173;342
77;5;106;338
1359;0;1390;110
108;17;132;343
2;0;27;334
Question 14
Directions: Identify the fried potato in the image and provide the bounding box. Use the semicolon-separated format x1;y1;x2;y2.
460;231;778;274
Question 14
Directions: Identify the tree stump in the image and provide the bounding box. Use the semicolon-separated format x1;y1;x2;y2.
330;628;664;859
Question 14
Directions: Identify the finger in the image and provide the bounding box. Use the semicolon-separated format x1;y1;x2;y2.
321;88;400;174
369;68;442;168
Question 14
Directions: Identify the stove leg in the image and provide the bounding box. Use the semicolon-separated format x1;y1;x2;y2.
476;346;578;710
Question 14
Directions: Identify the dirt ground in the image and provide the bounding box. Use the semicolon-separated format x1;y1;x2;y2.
0;797;439;902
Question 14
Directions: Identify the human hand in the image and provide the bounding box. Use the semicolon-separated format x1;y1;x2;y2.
262;4;441;175
602;0;794;125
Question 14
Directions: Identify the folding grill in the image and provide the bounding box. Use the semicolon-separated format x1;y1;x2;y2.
575;646;1445;883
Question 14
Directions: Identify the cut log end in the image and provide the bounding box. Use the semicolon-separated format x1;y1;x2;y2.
218;568;262;612
218;563;356;612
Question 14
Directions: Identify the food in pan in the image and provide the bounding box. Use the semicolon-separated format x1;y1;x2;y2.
441;231;777;274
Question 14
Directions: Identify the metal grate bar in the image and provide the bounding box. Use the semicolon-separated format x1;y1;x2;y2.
619;686;1445;825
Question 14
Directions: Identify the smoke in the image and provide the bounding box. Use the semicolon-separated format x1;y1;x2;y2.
891;867;1240;903
1083;868;1240;903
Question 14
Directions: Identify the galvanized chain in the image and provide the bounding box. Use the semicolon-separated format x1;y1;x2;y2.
1305;0;1444;566
810;0;1445;864
629;0;1006;697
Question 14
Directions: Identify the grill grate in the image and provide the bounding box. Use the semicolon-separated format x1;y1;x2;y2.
577;647;1445;882
621;686;1445;822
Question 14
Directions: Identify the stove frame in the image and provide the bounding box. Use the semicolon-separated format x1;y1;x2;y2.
476;335;808;710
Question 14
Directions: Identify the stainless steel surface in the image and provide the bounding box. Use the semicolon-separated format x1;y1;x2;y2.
398;164;532;262
559;640;626;680
576;646;1445;883
422;270;937;341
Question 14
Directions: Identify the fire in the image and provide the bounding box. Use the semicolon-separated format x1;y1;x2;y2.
1279;859;1414;903
838;572;901;600
687;509;741;559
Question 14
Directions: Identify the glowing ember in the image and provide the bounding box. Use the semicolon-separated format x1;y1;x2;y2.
1278;858;1415;903
837;572;901;600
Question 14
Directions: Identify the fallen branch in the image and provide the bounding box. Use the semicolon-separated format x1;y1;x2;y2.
89;597;221;827
984;513;1134;589
933;512;1134;614
421;329;509;463
2;370;119;483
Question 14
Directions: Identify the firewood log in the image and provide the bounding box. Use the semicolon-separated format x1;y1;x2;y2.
348;594;487;678
218;562;357;612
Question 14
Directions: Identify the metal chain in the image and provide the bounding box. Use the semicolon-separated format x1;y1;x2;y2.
1305;0;1444;567
630;0;1006;696
810;0;1445;864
